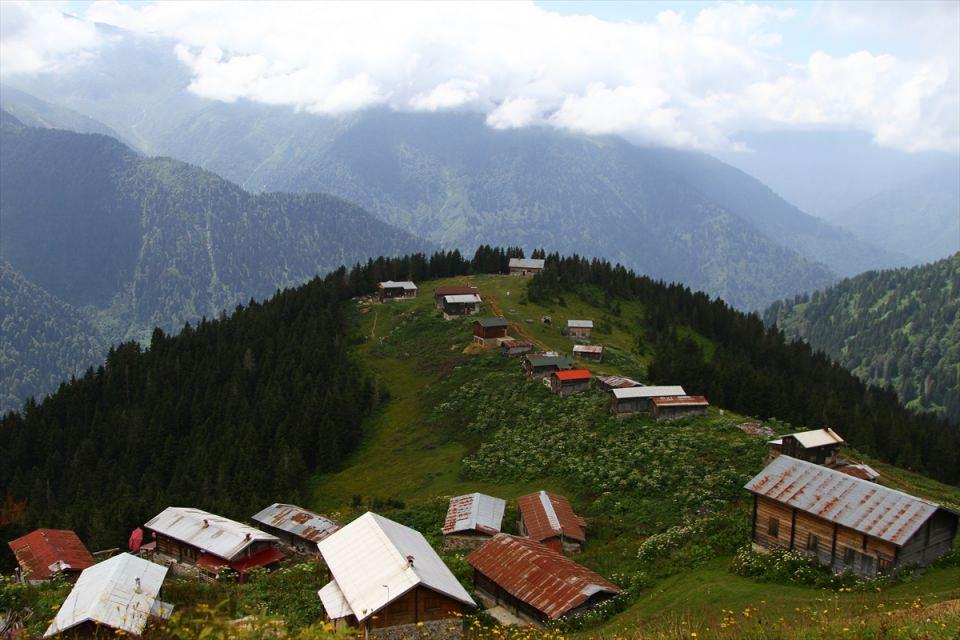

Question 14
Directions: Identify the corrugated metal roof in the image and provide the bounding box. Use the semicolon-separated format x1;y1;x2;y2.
789;428;845;449
509;258;545;269
445;294;482;304
526;355;573;368
744;456;944;546
442;493;506;536
466;535;619;620
612;385;685;400
144;507;278;561
476;317;508;328
518;491;586;543
573;345;603;354
554;369;592;382
434;286;478;297
317;512;475;622
318;580;354;619
8;530;95;581
502;340;532;349
45;553;169;637
596;375;642;389
650;395;709;407
837;464;881;481
251;503;340;544
567;320;593;328
379;281;417;290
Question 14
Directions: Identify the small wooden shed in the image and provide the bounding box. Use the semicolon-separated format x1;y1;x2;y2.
517;490;586;554
8;529;95;584
508;258;545;276
745;456;959;578
650;395;709;420
443;294;482;318
433;286;478;308
250;503;340;554
501;340;533;357
768;428;844;466
550;369;593;397
573;344;603;362
566;320;593;341
441;493;506;551
473;317;509;345
378;281;418;302
523;355;573;379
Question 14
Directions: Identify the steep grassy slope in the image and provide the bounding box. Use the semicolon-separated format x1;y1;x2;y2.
765;253;960;425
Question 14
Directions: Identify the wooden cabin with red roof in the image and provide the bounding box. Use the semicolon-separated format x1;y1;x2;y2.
8;529;95;584
466;534;619;625
650;395;709;420
517;491;586;554
550;369;592;397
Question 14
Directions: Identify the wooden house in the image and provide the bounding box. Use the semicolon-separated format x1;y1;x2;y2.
508;258;545;276
610;385;686;416
144;507;285;581
317;513;476;636
650;395;709;420
745;456;959;578
566;320;593;341
441;493;506;551
378;281;418;302
550;369;593;397
595;375;642;392
573;344;603;362
8;529;95;584
442;294;482;318
45;553;173;638
523;355;573;378
501;340;533;357
466;534;620;626
517;491;586;554
433;286;478;308
768;428;844;466
473;317;509;345
251;503;340;554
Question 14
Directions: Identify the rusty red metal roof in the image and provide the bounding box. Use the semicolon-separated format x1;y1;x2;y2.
553;369;592;382
8;529;95;581
518;491;586;543
231;547;286;573
650;395;709;407
836;464;881;482
434;286;479;297
251;503;340;544
466;534;619;620
745;456;945;546
442;493;506;536
502;340;532;349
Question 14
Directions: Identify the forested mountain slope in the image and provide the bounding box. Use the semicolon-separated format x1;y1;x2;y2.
0;111;428;411
764;253;960;424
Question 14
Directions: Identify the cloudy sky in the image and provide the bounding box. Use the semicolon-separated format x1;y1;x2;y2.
1;0;958;153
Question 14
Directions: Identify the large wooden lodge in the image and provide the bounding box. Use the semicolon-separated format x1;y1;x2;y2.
745;456;959;578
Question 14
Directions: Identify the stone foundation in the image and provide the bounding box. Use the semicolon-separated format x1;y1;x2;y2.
368;618;462;640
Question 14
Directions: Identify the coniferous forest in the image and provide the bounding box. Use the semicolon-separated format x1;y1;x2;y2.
2;248;958;571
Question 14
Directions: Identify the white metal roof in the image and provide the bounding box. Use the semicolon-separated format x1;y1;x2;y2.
509;258;545;269
538;491;563;531
613;385;686;400
442;493;506;535
567;320;593;328
380;281;418;290
789;428;845;449
317;512;475;622
144;507;278;561
45;553;169;637
318;580;355;620
443;294;482;304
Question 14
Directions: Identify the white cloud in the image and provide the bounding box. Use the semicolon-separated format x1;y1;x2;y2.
0;1;99;76
2;0;957;153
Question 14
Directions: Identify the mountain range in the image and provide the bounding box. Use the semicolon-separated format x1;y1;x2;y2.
0;110;427;411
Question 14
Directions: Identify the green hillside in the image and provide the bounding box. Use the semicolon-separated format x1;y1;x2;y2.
3;260;958;639
765;253;960;425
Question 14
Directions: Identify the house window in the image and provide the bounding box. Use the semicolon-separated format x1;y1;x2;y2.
767;517;780;538
807;533;820;553
843;547;856;565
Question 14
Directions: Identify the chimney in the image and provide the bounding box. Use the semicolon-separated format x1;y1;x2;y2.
134;577;142;594
406;555;415;567
245;533;251;540
202;519;209;528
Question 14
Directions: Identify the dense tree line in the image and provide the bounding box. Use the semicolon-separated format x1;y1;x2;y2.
528;254;960;486
764;253;960;425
